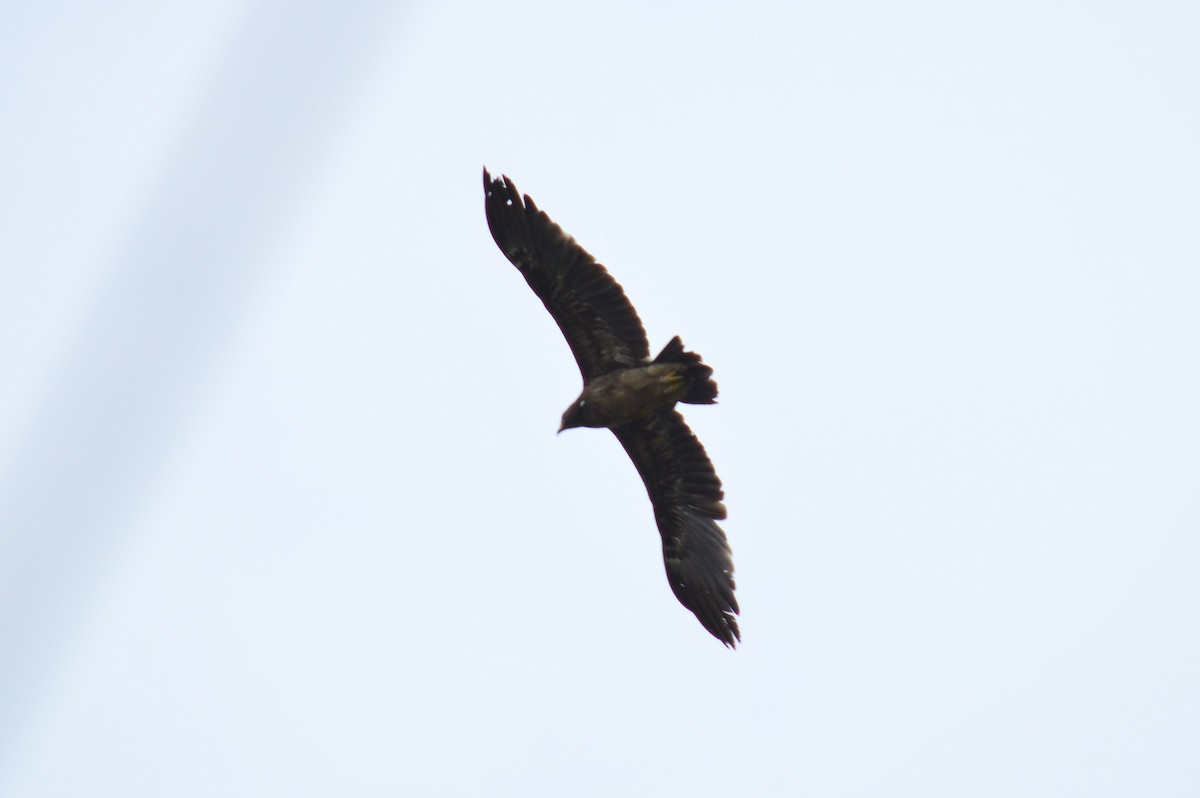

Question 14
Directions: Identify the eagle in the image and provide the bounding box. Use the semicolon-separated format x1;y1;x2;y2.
483;169;739;647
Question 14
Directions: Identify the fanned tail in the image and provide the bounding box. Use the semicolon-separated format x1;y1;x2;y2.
653;336;718;405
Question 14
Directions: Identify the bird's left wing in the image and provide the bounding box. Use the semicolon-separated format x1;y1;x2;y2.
484;169;649;379
611;411;739;646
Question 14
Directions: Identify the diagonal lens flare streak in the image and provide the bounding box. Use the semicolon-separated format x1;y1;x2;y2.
0;0;400;770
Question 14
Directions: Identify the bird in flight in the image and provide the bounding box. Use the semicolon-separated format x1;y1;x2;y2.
483;169;739;647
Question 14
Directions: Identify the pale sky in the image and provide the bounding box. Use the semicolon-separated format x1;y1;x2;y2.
2;2;1198;795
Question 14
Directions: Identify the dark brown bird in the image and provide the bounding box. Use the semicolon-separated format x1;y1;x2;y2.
483;168;739;647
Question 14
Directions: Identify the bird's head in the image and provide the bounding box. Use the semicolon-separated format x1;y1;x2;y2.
558;397;593;434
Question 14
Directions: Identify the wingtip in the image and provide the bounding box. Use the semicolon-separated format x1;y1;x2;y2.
678;582;741;648
711;611;741;649
482;169;524;209
725;620;741;649
484;166;503;194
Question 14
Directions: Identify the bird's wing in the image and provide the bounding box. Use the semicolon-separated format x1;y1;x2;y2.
484;169;649;379
612;410;739;646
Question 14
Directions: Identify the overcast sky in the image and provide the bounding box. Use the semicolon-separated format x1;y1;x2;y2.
2;2;1198;795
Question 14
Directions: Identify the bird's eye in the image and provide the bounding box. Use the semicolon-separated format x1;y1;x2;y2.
579;400;587;407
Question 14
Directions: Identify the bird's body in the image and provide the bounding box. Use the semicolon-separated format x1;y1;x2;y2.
560;338;715;431
564;365;688;429
483;169;739;647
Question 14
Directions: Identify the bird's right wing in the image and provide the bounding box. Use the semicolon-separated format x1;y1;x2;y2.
612;410;739;647
484;169;650;379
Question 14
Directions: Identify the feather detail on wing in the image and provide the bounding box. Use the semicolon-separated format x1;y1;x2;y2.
611;411;740;647
484;169;649;379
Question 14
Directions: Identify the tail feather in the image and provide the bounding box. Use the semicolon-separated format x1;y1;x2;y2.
654;336;718;404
